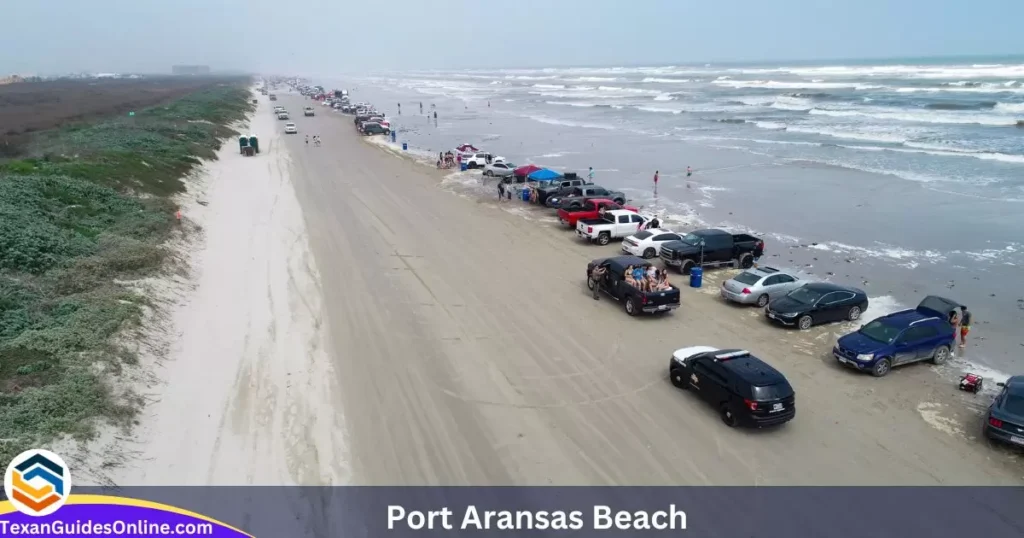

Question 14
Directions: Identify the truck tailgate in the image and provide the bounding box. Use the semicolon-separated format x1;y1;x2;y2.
645;286;681;307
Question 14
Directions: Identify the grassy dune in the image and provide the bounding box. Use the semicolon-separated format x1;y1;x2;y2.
0;82;254;463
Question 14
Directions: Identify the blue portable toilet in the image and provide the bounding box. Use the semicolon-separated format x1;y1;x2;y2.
390;131;397;143
689;266;703;288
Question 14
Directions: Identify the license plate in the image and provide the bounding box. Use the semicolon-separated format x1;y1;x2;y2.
772;403;783;411
1011;436;1024;446
658;305;668;310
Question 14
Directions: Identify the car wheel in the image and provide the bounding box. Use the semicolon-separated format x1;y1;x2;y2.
483;170;492;176
642;248;656;259
756;294;769;308
720;405;739;428
871;358;892;377
670;369;687;389
467;163;477;169
597;233;610;246
932;345;950;365
847;305;862;321
625;298;637;316
587;277;596;291
738;252;754;269
797;315;813;330
679;260;695;275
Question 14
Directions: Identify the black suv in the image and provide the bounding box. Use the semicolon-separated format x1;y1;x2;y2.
669;347;795;428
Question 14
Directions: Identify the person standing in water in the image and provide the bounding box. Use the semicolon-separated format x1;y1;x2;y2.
397;103;401;114
958;306;972;349
686;166;693;177
653;170;660;196
419;102;423;114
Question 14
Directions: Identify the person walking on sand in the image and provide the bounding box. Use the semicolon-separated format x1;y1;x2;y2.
653;170;660;196
958;306;972;349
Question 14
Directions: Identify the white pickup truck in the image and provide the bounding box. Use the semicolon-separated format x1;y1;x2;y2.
576;209;650;245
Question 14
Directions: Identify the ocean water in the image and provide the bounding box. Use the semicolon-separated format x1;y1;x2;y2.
323;57;1024;375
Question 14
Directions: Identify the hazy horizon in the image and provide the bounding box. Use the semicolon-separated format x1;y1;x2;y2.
3;0;1023;76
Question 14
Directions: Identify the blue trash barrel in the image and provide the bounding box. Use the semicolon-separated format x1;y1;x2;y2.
460;162;468;171
402;142;408;150
689;266;703;288
390;131;397;143
521;189;530;202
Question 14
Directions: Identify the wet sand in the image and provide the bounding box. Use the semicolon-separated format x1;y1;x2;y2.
277;94;1021;485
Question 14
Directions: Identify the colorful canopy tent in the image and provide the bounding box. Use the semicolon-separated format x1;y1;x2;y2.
514;164;542;177
527;168;563;181
455;143;479;153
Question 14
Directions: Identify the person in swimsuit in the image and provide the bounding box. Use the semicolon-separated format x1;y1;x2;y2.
632;265;647;291
624;265;637;288
959;306;972;348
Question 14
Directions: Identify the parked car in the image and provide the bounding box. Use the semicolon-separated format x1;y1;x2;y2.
463;153;505;169
669;347;796;428
537;178;590;205
277;112;289;120
832;296;959;377
268;94;277;101
659;229;765;275
361;122;387;135
284;122;297;134
765;282;869;330
558;199;638;229
984;376;1024;448
621;228;683;259
576;210;649;245
720;266;806;307
483;162;515;177
552;185;627;208
586;256;681;316
304;107;315;116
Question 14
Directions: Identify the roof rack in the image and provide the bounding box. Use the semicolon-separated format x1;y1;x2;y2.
713;350;750;361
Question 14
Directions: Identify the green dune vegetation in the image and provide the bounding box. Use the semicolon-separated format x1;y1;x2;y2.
0;82;254;464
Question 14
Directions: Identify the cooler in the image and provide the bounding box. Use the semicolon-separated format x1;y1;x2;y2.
689;267;703;288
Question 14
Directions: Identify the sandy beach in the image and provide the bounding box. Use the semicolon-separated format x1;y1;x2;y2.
273;93;1019;485
68;89;1021;487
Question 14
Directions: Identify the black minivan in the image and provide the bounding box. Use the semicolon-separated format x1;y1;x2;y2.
669;347;795;428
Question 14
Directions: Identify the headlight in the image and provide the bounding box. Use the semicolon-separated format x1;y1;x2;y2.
856;353;874;361
779;312;798;317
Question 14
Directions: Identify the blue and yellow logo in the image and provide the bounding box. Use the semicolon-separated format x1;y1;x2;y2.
3;449;72;517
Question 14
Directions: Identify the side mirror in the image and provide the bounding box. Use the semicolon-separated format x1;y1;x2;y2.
997;382;1006;388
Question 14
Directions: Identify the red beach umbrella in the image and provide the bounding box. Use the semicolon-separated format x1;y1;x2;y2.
514;164;542;176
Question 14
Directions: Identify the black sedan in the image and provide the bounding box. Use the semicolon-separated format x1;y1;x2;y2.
764;282;868;330
984;375;1024;449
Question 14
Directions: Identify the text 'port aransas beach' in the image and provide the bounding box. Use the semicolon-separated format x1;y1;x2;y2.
2;1;1024;537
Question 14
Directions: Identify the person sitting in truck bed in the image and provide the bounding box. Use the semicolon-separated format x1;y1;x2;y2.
625;265;638;288
654;269;672;291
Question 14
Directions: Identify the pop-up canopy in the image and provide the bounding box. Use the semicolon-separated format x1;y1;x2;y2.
514;164;542;177
528;168;564;181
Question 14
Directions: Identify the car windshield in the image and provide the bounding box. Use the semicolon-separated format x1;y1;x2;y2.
677;233;701;245
858;320;901;344
632;231;653;240
1004;394;1024;415
785;287;823;305
732;272;762;286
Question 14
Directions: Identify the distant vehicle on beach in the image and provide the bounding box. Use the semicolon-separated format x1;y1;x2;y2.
268;93;277;101
558;199;637;229
277;111;289;120
537;178;590;206
483;162;515;177
550;185;626;208
983;376;1024;448
586;256;681;316
621;228;684;259
284;122;297;134
659;229;765;275
304;107;314;116
361;122;388;136
764;282;868;331
576;209;649;245
463;153;504;169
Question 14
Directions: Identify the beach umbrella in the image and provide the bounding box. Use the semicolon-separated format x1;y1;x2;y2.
527;168;563;181
514;164;542;177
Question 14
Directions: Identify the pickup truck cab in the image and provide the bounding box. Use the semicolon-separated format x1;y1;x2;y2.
576;209;649;245
558;199;637;229
537;179;589;205
659;229;765;275
587;256;681;316
833;295;959;377
552;185;626;208
304;106;315;116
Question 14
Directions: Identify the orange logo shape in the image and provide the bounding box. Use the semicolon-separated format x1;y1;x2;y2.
4;449;72;517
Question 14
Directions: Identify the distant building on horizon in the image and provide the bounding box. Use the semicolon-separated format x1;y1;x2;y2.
171;65;211;76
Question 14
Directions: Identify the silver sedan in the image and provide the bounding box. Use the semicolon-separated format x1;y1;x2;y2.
720;266;806;307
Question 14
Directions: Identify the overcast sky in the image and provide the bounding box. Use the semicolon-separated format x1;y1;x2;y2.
4;0;1023;76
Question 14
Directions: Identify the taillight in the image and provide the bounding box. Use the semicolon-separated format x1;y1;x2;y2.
757;240;764;251
587;226;593;233
989;417;1003;428
741;288;751;294
744;399;758;411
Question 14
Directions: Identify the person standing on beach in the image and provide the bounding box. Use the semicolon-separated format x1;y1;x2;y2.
305;134;309;146
420;102;423;114
397;103;401;115
653;170;659;196
958;306;972;349
589;265;606;300
498;180;505;201
588;167;595;182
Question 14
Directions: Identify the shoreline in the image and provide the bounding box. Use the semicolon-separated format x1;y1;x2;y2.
278;94;1021;483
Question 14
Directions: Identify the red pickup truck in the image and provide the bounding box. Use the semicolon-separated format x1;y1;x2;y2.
557;199;638;228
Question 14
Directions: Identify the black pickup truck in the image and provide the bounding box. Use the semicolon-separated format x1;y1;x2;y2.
586;256;681;316
660;229;765;275
552;185;627;208
536;178;591;205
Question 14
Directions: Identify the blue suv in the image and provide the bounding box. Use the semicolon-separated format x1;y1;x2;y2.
833;296;959;377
